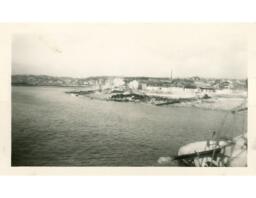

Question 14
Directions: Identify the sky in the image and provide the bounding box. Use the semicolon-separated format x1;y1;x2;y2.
12;24;247;79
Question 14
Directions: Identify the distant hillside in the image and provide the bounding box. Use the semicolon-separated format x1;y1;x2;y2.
12;75;90;87
11;74;247;90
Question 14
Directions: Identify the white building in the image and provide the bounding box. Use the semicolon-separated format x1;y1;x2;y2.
113;78;125;88
128;80;139;90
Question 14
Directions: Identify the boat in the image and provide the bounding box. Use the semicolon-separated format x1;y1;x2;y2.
175;134;247;167
158;102;247;167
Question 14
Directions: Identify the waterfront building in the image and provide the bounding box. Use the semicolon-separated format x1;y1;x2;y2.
113;78;125;88
128;80;139;90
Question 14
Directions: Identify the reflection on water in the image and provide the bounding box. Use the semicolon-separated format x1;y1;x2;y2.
11;86;246;166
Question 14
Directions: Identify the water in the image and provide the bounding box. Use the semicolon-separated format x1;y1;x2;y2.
12;86;246;166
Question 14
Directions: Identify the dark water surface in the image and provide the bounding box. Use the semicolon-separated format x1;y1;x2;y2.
12;86;246;166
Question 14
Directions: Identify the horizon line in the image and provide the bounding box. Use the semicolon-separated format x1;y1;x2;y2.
11;73;247;80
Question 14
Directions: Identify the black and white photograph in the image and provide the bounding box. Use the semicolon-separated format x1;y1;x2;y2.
11;24;248;167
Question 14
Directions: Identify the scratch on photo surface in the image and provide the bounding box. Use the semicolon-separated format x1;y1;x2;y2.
37;35;62;54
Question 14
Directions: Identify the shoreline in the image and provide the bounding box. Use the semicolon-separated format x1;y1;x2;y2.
13;85;246;112
65;89;247;112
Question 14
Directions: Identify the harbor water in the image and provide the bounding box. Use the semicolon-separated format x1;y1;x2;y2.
12;86;246;166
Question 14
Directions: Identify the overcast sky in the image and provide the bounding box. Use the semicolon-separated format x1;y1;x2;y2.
12;24;247;79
